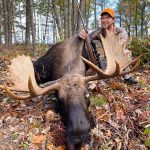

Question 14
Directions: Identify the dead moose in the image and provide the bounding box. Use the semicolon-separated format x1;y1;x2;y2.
0;31;142;150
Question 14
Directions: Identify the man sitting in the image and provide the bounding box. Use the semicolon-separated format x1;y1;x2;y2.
79;8;138;84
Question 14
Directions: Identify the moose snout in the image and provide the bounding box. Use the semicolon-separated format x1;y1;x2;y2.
67;106;90;149
67;121;90;150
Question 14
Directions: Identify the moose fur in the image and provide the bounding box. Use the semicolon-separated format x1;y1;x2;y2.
33;35;91;150
34;35;88;83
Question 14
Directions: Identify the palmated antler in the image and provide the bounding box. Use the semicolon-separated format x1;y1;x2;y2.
0;55;59;100
82;30;142;82
0;31;142;100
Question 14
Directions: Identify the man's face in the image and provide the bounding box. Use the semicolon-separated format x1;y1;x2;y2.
101;14;115;28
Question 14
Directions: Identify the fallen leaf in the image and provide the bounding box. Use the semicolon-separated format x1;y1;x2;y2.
46;110;55;122
32;134;46;144
110;82;124;90
81;146;89;150
47;143;54;150
28;144;38;150
0;131;4;137
96;108;110;122
105;130;111;137
115;138;122;150
114;103;126;120
56;145;66;150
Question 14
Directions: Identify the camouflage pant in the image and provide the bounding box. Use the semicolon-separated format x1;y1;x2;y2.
123;49;132;79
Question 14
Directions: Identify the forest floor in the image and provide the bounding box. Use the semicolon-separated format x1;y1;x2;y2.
0;49;150;150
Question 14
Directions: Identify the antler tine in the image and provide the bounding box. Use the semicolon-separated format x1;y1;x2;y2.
0;75;60;100
81;56;107;78
120;54;143;76
120;53;143;72
81;56;120;82
28;76;60;95
120;59;140;76
2;83;33;100
0;85;5;90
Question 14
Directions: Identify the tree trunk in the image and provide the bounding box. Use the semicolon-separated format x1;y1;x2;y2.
53;20;57;43
12;0;16;43
37;16;40;43
63;0;67;38
19;2;24;42
71;0;76;35
44;0;50;43
25;0;31;46
134;0;138;37
127;0;132;37
51;0;63;40
2;0;9;46
29;0;36;54
121;3;130;36
7;0;13;46
68;0;71;37
94;0;97;28
2;0;13;48
76;0;84;33
86;0;91;30
0;3;2;44
141;2;146;38
119;8;122;27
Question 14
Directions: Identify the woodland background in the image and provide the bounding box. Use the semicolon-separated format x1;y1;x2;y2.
0;0;150;150
0;0;149;51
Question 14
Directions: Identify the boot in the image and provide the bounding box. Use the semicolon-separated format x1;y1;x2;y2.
124;76;138;84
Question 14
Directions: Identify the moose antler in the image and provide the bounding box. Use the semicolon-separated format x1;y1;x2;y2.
0;55;59;100
0;31;142;100
82;30;142;82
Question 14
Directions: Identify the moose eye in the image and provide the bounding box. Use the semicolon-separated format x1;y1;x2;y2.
58;96;64;105
86;98;90;107
59;97;64;102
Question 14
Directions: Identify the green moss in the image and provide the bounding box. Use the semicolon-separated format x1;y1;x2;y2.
144;128;150;135
88;95;108;106
144;139;150;147
12;133;19;140
21;142;29;150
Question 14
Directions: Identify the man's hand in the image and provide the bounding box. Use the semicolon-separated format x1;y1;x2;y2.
79;29;87;40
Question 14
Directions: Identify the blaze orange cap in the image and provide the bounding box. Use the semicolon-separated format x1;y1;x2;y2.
101;8;115;17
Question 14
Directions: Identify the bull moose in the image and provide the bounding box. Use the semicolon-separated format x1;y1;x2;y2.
0;31;141;150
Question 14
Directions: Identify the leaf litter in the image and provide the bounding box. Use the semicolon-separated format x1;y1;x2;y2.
0;53;149;150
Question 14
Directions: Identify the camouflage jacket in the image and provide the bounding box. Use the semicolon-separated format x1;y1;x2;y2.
89;26;128;44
